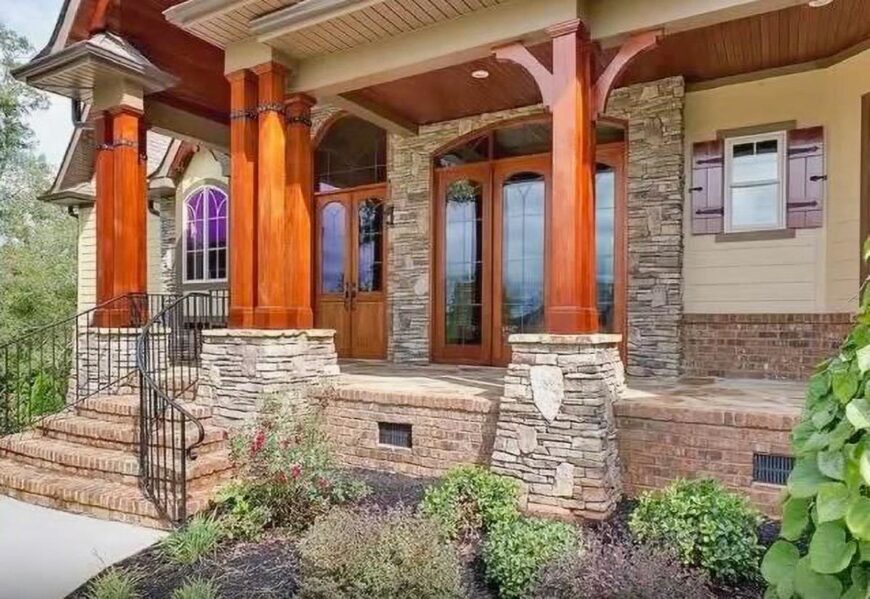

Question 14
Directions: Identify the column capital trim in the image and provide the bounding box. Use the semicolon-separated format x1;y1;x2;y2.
546;18;589;40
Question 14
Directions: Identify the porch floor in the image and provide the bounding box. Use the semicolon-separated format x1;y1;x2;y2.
338;360;806;416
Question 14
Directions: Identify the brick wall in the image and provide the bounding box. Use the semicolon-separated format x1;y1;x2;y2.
683;313;851;380
615;400;798;517
321;387;498;477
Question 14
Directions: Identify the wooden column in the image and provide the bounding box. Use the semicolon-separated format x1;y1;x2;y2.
284;94;317;328
94;106;147;326
227;70;259;328
253;62;290;329
546;20;598;333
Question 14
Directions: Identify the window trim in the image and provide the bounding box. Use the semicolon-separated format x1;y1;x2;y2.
182;185;229;284
723;130;787;233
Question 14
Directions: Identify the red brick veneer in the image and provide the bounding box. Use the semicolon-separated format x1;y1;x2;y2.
682;313;852;381
615;400;799;517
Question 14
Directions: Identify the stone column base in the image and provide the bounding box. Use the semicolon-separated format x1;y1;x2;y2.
491;334;625;520
198;329;339;428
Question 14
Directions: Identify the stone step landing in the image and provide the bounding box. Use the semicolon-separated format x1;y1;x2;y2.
0;393;232;529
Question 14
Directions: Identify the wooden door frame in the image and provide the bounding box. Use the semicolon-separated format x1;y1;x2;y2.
432;163;494;365
491;153;552;366
314;182;389;358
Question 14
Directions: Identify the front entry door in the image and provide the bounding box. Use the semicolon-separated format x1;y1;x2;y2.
315;184;387;359
433;148;625;366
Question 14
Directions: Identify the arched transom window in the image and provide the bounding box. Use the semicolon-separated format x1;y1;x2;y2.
184;185;228;282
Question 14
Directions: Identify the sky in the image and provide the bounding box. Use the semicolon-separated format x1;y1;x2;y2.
2;0;74;168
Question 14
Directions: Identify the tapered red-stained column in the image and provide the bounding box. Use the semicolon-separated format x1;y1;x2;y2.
253;62;290;329
227;69;259;328
284;94;316;328
94;106;147;326
546;20;598;333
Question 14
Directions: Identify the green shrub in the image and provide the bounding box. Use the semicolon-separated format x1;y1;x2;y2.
628;478;761;581
161;513;223;565
229;399;369;532
762;244;870;599
212;483;271;541
84;568;140;599
482;517;578;599
171;577;220;599
297;507;464;599
420;465;520;540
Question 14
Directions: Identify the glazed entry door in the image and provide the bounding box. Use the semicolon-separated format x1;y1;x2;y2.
315;184;388;359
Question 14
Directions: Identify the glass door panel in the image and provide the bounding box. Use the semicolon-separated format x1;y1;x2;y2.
596;163;616;332
315;196;352;357
350;194;387;359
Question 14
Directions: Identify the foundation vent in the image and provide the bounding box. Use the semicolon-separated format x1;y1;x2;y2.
378;422;412;448
752;453;795;486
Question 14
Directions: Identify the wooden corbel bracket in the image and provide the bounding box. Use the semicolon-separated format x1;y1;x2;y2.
494;29;661;118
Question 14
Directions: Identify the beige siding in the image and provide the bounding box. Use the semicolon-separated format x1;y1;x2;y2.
147;211;162;295
77;205;96;312
684;47;870;314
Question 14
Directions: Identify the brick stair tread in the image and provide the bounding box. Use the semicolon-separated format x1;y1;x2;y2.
78;395;213;420
0;434;231;480
39;414;227;446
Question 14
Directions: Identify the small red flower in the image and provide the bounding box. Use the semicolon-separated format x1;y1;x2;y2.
315;476;330;491
250;429;266;456
290;464;302;480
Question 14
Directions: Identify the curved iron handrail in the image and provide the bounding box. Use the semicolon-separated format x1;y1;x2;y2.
135;294;207;460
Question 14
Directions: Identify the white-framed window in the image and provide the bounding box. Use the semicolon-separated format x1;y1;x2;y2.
724;131;787;232
183;185;228;282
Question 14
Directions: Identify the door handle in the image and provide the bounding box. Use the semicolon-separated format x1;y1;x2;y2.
349;283;358;309
343;281;352;310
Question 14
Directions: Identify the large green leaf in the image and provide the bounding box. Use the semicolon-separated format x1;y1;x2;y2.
860;450;870;487
781;497;811;541
763;540;801;586
846;497;870;541
809;371;832;402
788;458;830;498
810;522;857;574
857;345;870;374
830;420;857;451
817;482;851;523
794;556;844;599
847;397;870;430
813;401;839;429
819;449;847;481
835;370;861;404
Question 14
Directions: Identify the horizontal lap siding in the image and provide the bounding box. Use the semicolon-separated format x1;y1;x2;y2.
77;206;96;312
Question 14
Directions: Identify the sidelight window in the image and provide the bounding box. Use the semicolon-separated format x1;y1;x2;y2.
183;185;228;282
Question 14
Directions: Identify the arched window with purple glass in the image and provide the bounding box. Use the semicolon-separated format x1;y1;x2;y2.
184;185;228;282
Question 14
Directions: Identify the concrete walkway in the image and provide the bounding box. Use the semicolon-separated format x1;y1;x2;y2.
0;497;166;599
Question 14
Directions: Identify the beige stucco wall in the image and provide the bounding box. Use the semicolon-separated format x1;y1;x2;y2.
684;47;870;314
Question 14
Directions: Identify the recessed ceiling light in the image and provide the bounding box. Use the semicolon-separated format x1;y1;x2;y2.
808;0;833;7
471;69;490;79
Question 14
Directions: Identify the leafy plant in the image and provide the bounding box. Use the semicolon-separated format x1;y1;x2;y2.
229;398;369;532
629;478;762;581
211;483;271;541
84;568;140;599
534;532;714;599
171;577;220;599
762;244;870;599
297;507;464;599
482;517;578;599
421;465;520;541
161;513;223;565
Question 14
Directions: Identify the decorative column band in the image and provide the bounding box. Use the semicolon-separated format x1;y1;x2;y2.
96;139;140;150
229;108;256;121
285;114;312;127
256;102;285;114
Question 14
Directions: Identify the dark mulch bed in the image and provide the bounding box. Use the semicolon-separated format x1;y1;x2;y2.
69;472;775;599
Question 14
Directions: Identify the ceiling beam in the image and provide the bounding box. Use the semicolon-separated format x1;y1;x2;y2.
288;0;583;95
324;94;418;137
145;101;229;151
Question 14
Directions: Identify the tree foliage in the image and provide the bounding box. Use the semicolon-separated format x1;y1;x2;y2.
0;23;76;342
761;239;870;598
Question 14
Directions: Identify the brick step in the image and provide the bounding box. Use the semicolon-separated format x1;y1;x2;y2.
38;414;227;453
76;394;213;424
0;457;220;529
0;433;232;485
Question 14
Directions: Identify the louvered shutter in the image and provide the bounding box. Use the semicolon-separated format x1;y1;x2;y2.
786;126;825;229
690;140;724;234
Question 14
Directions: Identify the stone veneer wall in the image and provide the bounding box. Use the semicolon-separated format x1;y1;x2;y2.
320;386;498;477
605;77;685;378
198;329;339;427
615;399;799;517
683;313;851;380
491;335;624;520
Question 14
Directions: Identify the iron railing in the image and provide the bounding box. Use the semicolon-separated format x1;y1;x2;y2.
0;293;178;435
137;292;228;522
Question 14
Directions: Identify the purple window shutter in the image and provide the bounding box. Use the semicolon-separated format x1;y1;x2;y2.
690;140;724;234
787;126;825;229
